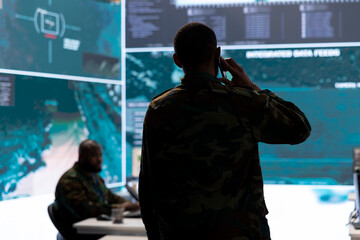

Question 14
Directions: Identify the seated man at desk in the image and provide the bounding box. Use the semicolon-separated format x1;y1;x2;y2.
53;139;139;240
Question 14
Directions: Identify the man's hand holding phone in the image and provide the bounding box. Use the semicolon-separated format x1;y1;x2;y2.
218;57;261;91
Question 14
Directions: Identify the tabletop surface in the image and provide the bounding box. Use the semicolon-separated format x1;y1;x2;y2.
98;235;148;240
350;223;360;237
73;217;146;236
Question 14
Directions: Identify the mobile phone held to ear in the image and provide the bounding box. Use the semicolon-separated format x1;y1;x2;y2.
218;58;227;79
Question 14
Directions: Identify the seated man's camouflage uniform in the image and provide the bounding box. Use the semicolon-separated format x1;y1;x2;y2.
53;141;127;240
140;72;311;240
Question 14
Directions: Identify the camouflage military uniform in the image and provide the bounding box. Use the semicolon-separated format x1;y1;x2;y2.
139;72;311;240
53;162;126;239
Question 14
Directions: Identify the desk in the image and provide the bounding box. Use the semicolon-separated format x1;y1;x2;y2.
350;224;360;240
98;236;147;240
349;192;359;239
73;218;146;236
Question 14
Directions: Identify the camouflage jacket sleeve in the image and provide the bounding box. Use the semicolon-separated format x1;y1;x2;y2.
139;124;160;240
106;184;127;204
234;88;311;144
55;166;126;220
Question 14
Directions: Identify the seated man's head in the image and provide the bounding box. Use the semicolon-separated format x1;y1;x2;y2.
78;139;103;173
173;22;219;75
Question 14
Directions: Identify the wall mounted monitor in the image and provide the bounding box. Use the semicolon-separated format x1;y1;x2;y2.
0;0;122;81
125;0;360;185
0;73;125;200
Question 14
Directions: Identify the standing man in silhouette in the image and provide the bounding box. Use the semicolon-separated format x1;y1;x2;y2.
139;22;311;240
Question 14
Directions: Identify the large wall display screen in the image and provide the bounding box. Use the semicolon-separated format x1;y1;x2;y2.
125;0;360;185
0;0;121;80
126;0;360;48
0;74;124;200
1;0;360;202
0;0;124;201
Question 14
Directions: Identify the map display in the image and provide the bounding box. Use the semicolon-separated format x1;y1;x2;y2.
1;0;360;202
126;47;360;185
0;75;124;200
0;0;121;80
125;0;360;185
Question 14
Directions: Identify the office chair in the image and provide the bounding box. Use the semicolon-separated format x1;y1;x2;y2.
47;203;67;240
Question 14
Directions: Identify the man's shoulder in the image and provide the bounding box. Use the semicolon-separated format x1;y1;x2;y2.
209;81;256;97
148;87;179;109
58;166;82;185
151;87;176;101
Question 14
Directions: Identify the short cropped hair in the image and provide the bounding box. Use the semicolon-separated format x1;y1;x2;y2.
79;139;101;159
174;22;217;71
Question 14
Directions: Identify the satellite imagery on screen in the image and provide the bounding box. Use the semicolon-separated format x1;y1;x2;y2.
1;0;360;203
125;0;360;185
125;47;360;185
0;0;123;200
0;75;123;200
0;0;121;79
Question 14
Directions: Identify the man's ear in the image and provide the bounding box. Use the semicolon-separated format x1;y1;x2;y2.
173;53;183;68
